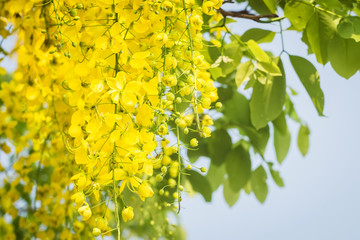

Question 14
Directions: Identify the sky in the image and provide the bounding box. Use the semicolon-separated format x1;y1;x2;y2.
180;17;360;240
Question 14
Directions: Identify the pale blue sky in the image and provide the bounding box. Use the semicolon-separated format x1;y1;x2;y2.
180;19;360;240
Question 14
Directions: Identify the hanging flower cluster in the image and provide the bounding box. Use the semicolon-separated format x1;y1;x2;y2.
0;0;222;239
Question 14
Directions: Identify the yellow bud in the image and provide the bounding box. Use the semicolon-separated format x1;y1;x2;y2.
92;228;101;237
173;192;178;199
190;138;198;147
166;92;175;101
178;119;187;128
168;178;177;187
184;128;189;135
122;207;134;222
156;174;163;182
162;155;172;166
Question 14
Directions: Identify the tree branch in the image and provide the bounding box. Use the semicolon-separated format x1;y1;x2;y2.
218;8;278;22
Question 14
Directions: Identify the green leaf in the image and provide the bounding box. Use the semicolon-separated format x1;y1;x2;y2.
273;112;291;164
241;28;276;43
268;163;285;187
223;178;241;207
284;0;315;31
174;226;187;240
306;11;336;64
263;0;277;13
240;125;269;157
244;74;257;90
235;61;254;87
272;111;287;134
187;141;208;163
247;40;271;63
249;0;273;14
337;18;354;39
297;125;310;156
251;165;268;203
289;55;325;116
285;95;301;123
209;41;242;78
206;163;226;192
208;129;232;166
250;59;286;130
187;170;212;202
316;0;342;9
339;0;354;8
225;145;252;192
337;17;360;42
222;41;243;75
217;86;234;103
207;42;221;62
209;66;225;80
328;34;360;79
15;121;28;135
224;92;251;126
243;180;252;194
257;61;282;76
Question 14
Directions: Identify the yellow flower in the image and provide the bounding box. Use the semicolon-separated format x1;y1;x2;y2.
153;32;168;47
114;168;128;181
161;75;177;87
202;1;216;15
106;71;126;103
211;0;224;9
68;124;82;138
78;204;92;221
162;1;175;16
122;206;134;222
191;14;204;31
71;192;85;208
95;217;108;231
138;181;154;201
130;51;150;69
202;126;212;138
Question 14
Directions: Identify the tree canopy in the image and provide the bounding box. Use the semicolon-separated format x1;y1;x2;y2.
0;0;359;239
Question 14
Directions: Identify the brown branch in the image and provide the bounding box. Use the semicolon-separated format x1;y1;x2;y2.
218;8;278;22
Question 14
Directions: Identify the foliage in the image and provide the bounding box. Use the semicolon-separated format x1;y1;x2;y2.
0;0;359;239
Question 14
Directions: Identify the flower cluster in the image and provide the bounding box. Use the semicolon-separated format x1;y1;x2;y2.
0;0;221;238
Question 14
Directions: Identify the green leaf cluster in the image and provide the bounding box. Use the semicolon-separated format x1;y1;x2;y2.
184;0;360;207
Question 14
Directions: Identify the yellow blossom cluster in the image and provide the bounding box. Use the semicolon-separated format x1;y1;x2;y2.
0;0;221;238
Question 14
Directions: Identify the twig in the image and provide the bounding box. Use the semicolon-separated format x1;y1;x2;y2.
218;8;278;22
